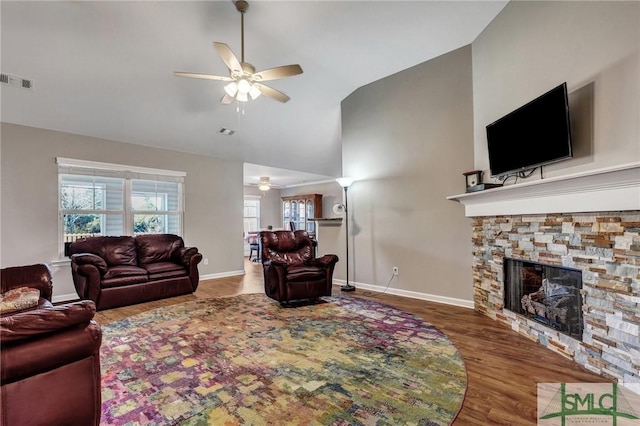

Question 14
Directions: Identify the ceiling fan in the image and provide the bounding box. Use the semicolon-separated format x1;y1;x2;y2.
248;177;281;193
174;0;303;104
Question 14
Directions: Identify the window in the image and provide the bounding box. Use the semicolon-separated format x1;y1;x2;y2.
243;197;260;256
58;158;185;257
243;197;260;235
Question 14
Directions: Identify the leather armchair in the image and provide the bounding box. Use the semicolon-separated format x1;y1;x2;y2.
260;230;339;304
1;264;102;426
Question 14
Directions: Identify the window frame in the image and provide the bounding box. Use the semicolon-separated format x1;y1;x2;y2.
57;157;186;259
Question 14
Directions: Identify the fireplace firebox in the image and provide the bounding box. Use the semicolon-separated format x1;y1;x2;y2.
504;258;583;340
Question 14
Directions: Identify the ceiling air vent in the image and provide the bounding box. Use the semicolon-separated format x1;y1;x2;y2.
218;128;235;136
0;73;34;90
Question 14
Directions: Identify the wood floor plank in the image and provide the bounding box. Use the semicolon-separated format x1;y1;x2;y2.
95;259;607;425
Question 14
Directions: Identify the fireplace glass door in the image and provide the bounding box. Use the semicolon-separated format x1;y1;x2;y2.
504;258;583;340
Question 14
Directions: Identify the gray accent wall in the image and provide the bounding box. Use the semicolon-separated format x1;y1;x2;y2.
340;46;475;302
0;123;244;300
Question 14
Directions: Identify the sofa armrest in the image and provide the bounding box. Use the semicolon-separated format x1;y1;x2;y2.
1;301;100;384
174;246;199;266
0;300;97;345
307;254;339;267
71;253;107;274
263;259;289;269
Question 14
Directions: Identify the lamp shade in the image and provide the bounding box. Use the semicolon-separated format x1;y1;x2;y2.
224;82;238;97
336;177;354;188
237;79;251;94
249;84;261;100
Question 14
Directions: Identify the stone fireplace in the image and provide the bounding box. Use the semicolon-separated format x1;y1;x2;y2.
448;162;640;387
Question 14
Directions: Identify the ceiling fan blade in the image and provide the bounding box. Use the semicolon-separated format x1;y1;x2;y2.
254;83;290;103
213;42;242;73
174;72;232;81
253;64;303;82
221;93;235;104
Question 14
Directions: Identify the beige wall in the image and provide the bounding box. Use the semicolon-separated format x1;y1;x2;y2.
473;1;640;178
0;123;244;300
340;46;475;303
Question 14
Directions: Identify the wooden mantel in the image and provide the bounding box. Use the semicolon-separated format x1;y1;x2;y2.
447;162;640;217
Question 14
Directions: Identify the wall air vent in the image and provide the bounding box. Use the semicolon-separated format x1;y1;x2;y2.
0;73;34;90
218;128;235;136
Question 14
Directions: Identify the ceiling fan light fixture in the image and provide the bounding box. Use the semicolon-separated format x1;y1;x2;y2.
224;81;238;97
237;79;252;94
258;177;271;192
249;84;261;100
236;91;249;102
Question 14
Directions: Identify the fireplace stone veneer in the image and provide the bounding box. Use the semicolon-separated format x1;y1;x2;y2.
472;211;640;384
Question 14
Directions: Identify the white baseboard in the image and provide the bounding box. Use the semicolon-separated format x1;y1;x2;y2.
332;279;474;309
53;293;80;303
200;270;245;281
53;273;473;309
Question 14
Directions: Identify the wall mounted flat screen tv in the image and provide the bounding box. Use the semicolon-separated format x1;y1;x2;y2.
486;82;573;178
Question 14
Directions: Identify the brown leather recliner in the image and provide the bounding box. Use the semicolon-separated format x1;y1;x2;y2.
69;234;203;310
0;264;102;426
260;230;339;304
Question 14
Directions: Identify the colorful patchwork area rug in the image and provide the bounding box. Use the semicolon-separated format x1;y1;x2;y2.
100;294;467;425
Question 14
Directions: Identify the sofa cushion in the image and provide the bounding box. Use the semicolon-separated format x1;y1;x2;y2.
70;236;138;267
136;234;184;265
0;287;40;314
101;265;148;288
143;262;186;281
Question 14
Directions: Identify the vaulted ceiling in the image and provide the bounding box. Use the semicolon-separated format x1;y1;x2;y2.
1;1;507;186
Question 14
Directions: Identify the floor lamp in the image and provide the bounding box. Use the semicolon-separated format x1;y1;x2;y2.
336;177;355;292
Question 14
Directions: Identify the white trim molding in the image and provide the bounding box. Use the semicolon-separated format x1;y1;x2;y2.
332;279;474;309
56;157;186;177
53;293;80;303
447;162;640;217
200;270;245;281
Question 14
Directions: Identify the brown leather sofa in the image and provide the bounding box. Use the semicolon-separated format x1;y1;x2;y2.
260;230;339;304
69;234;203;310
1;264;102;426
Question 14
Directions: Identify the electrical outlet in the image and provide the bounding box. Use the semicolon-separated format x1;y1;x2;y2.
204;258;209;265
392;266;399;276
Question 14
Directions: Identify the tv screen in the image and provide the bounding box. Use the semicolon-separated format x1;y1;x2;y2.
486;82;573;178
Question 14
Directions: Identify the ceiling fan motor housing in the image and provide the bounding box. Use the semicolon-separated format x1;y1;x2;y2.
235;1;249;13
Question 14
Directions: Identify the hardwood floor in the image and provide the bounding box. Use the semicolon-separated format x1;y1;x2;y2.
95;259;607;425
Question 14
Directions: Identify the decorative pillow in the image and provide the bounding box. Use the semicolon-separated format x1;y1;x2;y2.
0;287;40;314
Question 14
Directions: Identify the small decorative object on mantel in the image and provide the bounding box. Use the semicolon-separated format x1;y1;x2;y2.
463;170;502;193
463;170;483;190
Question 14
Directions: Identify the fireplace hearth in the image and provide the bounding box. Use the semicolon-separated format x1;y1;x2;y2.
504;258;583;340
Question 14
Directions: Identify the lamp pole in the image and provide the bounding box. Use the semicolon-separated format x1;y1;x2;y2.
336;178;355;292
